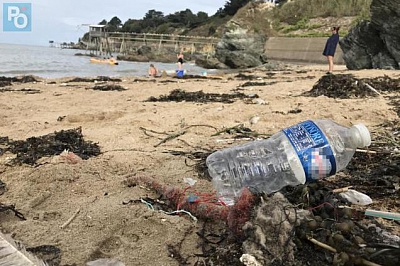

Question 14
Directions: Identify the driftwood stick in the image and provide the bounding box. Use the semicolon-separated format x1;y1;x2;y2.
356;149;378;154
332;186;353;193
307;236;337;253
60;208;81;229
307;236;382;266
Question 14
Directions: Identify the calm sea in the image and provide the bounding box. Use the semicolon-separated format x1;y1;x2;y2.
0;43;209;78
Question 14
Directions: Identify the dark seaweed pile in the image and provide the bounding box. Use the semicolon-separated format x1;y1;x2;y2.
0;128;101;165
66;76;122;83
303;74;400;99
91;84;126;91
0;75;39;87
146;89;259;103
240;81;277;87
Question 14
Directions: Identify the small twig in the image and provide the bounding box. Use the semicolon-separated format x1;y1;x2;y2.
356;149;377;154
60;208;81;229
154;131;186;147
139;127;169;136
332;186;353;193
307;236;337;253
184;124;218;131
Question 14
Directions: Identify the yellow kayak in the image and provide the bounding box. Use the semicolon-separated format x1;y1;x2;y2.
90;58;119;65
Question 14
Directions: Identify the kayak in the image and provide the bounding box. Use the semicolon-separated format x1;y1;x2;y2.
90;58;119;65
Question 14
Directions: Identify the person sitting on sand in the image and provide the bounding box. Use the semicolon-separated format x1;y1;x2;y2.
177;51;184;70
148;64;159;77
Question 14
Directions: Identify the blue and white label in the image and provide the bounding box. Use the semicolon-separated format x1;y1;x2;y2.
283;120;336;182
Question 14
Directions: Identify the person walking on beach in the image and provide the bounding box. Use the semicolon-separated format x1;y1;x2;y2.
148;64;158;77
323;26;340;74
177;50;184;70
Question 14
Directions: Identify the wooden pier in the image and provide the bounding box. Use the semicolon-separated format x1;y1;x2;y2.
85;31;220;56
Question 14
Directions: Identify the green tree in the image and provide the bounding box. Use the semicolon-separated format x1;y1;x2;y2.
98;19;107;25
223;0;251;16
106;16;122;32
142;9;166;29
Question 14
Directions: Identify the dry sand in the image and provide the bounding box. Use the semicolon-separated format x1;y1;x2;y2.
0;63;399;265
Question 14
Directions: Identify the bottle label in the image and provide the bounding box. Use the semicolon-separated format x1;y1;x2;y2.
283;120;336;182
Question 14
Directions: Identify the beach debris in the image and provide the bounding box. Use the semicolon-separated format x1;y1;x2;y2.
211;124;269;139
0;81;12;87
146;89;259;104
66;76;122;83
339;189;373;205
1;127;100;165
130;175;258;236
240;254;262;266
243;193;309;265
90;84;126;91
234;73;260;80
183;177;197;186
365;209;400;221
60;208;81;229
239;81;277;88
0;75;39;87
26;245;62;266
249;116;260;125
303;74;400;99
86;258;125;266
251;98;268;105
57;149;83;164
0;203;25;220
0;180;6;195
0;232;47;266
0;87;41;94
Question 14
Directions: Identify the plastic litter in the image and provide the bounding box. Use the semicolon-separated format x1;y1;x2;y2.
339;189;373;205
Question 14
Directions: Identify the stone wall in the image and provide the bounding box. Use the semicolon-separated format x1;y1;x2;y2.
264;37;345;64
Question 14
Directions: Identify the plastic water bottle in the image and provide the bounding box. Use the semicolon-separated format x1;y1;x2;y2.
206;120;371;205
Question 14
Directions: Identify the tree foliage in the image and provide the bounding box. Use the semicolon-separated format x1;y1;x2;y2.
223;0;252;16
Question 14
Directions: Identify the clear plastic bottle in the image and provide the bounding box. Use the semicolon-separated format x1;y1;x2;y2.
206;120;371;205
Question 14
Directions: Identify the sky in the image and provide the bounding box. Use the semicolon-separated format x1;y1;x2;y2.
0;0;227;46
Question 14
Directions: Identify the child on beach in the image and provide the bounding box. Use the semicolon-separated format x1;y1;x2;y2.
177;51;184;70
148;64;158;77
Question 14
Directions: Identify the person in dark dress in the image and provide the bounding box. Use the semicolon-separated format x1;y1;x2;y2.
323;27;340;74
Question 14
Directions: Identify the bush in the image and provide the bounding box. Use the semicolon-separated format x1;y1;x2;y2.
274;0;372;25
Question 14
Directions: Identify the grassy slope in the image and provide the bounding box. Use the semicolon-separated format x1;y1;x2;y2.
186;0;372;38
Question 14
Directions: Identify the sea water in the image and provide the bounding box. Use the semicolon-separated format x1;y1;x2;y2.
0;43;210;78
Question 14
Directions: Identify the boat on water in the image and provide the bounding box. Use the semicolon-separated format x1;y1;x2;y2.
90;58;119;65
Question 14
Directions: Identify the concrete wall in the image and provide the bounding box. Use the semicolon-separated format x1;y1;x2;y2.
264;37;344;65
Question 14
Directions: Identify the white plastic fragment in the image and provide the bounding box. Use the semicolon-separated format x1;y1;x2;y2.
183;177;197;186
339;189;373;206
240;254;262;266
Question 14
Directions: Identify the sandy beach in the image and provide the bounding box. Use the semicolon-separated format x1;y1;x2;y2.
0;63;399;265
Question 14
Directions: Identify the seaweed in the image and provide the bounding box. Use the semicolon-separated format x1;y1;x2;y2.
2;127;101;165
146;89;259;104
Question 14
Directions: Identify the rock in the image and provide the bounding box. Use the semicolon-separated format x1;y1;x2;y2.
215;21;267;69
137;45;152;56
340;0;400;69
194;55;228;69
